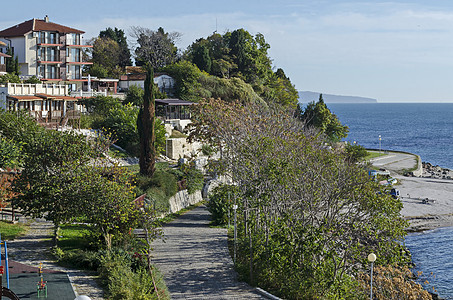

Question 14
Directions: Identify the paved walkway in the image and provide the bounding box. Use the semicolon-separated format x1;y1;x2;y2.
6;218;104;300
152;205;265;299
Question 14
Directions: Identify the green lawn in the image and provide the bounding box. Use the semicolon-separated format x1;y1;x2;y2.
57;224;92;251
365;151;387;160
0;221;28;240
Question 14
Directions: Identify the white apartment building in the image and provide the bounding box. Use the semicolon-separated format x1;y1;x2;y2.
0;16;92;90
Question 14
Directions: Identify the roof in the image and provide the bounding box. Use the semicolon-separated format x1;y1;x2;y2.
7;95;42;101
0;18;84;37
8;94;78;101
0;41;6;46
0;52;10;58
155;99;193;106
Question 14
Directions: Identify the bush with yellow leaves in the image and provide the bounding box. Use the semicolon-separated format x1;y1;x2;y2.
358;265;432;300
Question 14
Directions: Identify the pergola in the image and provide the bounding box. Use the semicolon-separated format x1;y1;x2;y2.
155;99;193;120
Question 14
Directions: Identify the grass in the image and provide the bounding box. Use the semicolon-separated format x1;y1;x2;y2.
0;221;28;240
365;151;387;160
57;224;92;251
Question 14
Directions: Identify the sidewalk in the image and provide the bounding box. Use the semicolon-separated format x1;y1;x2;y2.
152;205;265;299
6;218;104;300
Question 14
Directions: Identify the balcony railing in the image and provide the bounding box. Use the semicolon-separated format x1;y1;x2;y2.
4;83;68;96
0;64;5;72
72;90;107;97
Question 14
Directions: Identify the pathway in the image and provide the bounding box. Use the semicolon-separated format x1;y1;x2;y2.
152;205;265;299
6;218;104;300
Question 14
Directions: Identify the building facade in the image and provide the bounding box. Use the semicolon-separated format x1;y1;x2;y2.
0;16;92;88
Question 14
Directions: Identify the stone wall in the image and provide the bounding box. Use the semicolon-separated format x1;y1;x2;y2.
168;190;203;213
166;138;202;160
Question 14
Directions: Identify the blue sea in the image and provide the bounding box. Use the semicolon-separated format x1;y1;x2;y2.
327;103;453;299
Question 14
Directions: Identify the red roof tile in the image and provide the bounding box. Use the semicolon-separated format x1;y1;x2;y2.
0;18;84;37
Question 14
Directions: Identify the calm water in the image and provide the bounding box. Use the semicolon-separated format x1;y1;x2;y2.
327;103;453;298
328;103;453;169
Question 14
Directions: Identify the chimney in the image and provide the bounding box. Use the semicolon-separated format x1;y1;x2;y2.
44;15;49;23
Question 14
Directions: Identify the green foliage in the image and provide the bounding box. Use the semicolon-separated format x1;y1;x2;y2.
163;61;202;101
183;29;298;107
191;98;408;299
183;167;204;194
23;75;41;84
0;136;21;169
80;96;165;156
88;63;110;78
5;47;19;75
132;26;179;69
299;94;349;141
98;250;169;300
124;85;145;106
134;169;178;213
99;27;132;68
88;37;123;77
0;73;21;84
345;143;368;162
207;184;238;225
137;67;157;177
0;221;27;240
193;44;212;73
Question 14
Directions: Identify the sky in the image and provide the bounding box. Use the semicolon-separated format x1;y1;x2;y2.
3;0;453;102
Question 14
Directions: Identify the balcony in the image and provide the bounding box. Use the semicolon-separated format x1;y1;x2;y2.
3;83;68;96
0;64;5;73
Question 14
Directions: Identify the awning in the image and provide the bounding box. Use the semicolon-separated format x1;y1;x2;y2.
7;95;42;101
155;99;193;106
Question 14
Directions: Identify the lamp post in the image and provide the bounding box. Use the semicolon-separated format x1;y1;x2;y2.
378;135;381;154
233;204;238;264
368;253;377;300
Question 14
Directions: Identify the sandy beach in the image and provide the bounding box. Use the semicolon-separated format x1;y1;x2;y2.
370;151;453;232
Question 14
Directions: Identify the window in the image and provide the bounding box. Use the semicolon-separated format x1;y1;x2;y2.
69;65;81;79
46;65;58;79
71;48;80;62
38;65;45;78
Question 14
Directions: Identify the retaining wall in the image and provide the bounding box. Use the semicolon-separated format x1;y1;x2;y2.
168;190;203;213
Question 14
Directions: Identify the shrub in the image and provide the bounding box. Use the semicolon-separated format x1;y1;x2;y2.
357;265;432;300
98;249;169;300
207;184;238;225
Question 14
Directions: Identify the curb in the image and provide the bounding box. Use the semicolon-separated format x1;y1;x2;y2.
255;287;283;300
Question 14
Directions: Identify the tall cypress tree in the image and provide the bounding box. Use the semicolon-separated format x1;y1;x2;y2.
137;67;156;177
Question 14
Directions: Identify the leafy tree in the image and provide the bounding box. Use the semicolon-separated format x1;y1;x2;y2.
137;68;156;177
131;26;180;69
192;44;211;73
345;142;368;163
0;73;21;84
299;94;349;141
184;30;298;107
124;85;145;106
163;61;202;101
0;136;21;169
23;75;41;84
88;63;109;78
189;98;407;298
89;37;122;77
99;27;132;68
5;47;19;75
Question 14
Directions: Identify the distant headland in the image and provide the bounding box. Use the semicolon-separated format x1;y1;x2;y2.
299;91;378;104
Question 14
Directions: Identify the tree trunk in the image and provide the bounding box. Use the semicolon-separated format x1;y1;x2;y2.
138;67;156;177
